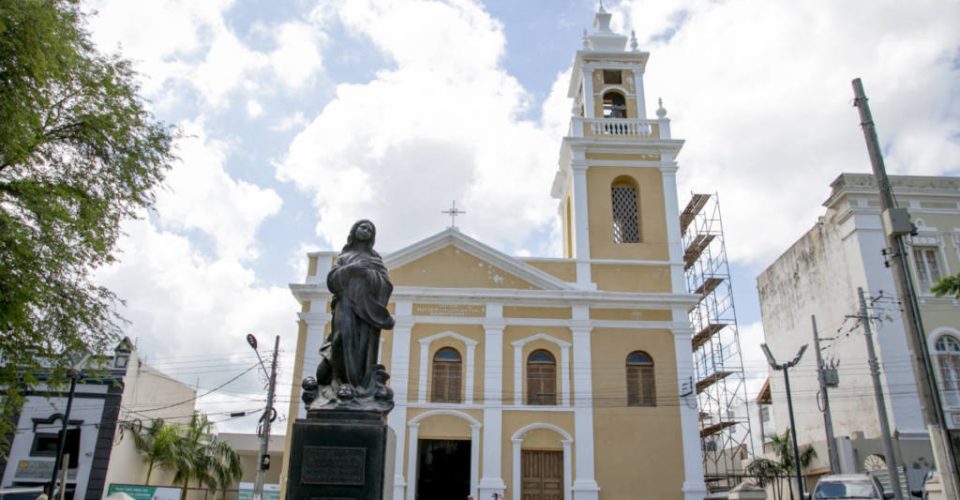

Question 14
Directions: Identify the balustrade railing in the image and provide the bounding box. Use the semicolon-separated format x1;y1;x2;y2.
569;118;660;138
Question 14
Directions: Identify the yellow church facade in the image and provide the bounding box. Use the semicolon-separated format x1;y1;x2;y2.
282;8;707;500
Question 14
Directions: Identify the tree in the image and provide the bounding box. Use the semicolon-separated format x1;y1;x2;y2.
932;274;960;299
131;419;179;485
768;429;817;500
171;413;215;500
207;439;242;499
0;0;174;449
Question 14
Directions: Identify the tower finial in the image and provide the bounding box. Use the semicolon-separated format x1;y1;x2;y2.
598;1;606;13
630;30;639;51
656;98;668;119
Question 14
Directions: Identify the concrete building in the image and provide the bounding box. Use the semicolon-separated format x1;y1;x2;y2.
0;339;197;499
281;7;707;500
756;173;960;491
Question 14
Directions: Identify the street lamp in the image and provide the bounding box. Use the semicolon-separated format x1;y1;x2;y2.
761;343;808;500
49;352;90;499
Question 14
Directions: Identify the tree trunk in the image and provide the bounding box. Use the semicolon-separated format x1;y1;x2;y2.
145;458;154;485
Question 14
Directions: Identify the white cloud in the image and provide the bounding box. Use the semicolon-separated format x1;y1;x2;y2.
277;0;560;252
613;0;960;265
96;220;297;428
269;21;327;89
246;99;264;118
86;0;327;110
155;120;283;260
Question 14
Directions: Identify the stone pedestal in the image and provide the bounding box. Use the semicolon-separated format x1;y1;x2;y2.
286;410;395;500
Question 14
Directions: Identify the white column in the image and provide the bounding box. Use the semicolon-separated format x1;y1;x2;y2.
511;438;522;500
660;165;685;294
405;423;420;500
561;345;571;407
470;424;481;499
571;161;593;289
300;314;330;418
632;68;646;119
418;342;428;403
582;66;595;118
479;307;506;499
513;343;523;406
465;343;476;404
562;440;573;500
570;314;599;499
674;327;708;500
390;306;412;500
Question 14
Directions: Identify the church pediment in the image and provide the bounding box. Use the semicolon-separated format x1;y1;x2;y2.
384;229;570;291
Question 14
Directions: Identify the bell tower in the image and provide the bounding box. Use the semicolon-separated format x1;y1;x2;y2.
552;5;685;293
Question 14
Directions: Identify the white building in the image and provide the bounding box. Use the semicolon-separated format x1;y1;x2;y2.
756;173;960;491
0;338;197;499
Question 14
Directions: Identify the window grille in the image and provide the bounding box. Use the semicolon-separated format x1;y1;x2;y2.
431;347;462;403
612;184;640;243
527;350;557;405
626;351;656;407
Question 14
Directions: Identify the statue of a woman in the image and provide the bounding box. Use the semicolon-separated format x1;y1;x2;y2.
302;220;395;413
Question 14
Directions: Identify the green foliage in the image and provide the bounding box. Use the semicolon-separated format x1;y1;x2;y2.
748;429;818;500
131;419;180;485
931;274;960;299
0;0;174;451
132;414;242;498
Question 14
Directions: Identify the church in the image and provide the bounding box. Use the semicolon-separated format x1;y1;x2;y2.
281;7;707;500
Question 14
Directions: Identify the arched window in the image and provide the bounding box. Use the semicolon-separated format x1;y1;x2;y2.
431;347;462;403
602;91;627;118
627;351;655;407
936;335;960;407
527;350;557;405
611;178;640;244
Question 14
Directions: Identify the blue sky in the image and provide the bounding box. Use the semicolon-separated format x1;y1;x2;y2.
82;0;960;431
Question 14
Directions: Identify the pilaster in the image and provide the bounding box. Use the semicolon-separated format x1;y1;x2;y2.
571;160;593;289
571;307;599;499
478;304;506;499
673;326;708;500
389;303;413;500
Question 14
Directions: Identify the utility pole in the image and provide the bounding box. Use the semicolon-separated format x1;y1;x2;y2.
855;288;904;500
852;78;959;497
760;343;808;500
249;334;280;500
49;353;90;497
811;315;840;474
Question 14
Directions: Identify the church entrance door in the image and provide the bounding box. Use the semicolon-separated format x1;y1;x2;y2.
521;450;563;500
415;439;470;500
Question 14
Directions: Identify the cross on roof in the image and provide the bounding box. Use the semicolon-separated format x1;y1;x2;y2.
441;200;465;229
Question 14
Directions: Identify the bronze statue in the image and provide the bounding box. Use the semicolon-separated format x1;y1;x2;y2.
302;220;395;413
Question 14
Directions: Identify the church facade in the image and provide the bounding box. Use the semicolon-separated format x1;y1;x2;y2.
281;8;707;500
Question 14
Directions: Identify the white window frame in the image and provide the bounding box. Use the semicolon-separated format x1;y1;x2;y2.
911;242;944;294
930;329;960;409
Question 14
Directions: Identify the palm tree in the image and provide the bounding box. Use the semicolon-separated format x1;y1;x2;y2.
131;419;179;485
171;412;215;500
769;429;817;500
746;457;785;500
206;438;242;499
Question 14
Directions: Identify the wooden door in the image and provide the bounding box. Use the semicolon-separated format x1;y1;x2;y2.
521;450;563;500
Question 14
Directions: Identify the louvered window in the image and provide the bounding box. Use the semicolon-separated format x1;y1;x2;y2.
431;347;462;403
527;350;557;405
627;351;655;407
612;182;640;243
913;247;943;292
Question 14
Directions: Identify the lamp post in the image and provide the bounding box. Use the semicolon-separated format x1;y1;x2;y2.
761;343;808;499
49;353;90;497
247;334;279;500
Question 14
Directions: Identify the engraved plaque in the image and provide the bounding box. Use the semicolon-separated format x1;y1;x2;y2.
302;446;366;485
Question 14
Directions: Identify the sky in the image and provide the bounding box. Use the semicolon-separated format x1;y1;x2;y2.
81;0;960;433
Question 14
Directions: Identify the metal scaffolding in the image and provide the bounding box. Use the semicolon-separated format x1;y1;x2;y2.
680;192;754;492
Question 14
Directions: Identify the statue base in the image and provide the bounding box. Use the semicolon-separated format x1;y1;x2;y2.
286;410;395;500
